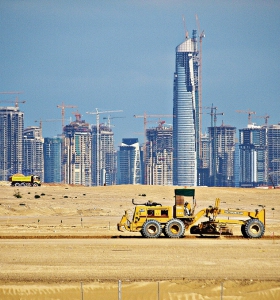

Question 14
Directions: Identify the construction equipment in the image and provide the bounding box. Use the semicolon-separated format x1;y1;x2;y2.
9;174;41;187
236;110;256;125
57;102;77;130
117;188;265;239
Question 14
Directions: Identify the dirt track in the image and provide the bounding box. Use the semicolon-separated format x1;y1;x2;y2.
0;184;280;299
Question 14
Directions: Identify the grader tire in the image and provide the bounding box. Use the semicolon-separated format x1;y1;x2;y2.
244;219;265;238
241;224;249;238
164;219;185;238
142;220;162;238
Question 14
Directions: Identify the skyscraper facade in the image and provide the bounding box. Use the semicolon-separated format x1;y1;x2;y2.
117;138;142;184
91;124;116;186
208;124;236;187
239;125;267;187
173;30;200;186
44;137;62;183
62;114;92;185
23;126;44;181
268;124;280;187
0;107;24;180
145;124;173;185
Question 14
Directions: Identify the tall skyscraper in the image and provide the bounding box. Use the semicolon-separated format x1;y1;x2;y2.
173;30;200;186
62;113;92;186
239;125;267;187
91;124;116;186
23;126;44;181
44;137;62;183
208;124;236;187
0;107;24;180
268;124;280;187
117;138;142;184
145;123;173;185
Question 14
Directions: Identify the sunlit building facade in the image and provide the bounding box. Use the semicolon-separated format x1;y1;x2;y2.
173;31;199;186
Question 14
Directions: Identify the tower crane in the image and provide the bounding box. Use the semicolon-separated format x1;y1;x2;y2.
133;113;173;139
103;116;125;129
0;91;25;108
254;114;270;126
195;14;205;166
34;118;66;136
57;102;77;130
86;109;123;186
236;110;256;125
204;104;224;186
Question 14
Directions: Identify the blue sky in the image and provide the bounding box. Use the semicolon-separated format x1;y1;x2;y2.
1;0;279;146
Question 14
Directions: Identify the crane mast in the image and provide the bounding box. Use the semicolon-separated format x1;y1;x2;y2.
86;109;123;186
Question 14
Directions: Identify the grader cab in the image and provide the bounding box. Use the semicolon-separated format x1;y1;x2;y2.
117;188;265;239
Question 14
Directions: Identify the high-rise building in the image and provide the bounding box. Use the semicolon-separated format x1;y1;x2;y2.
0;107;24;180
173;30;200;186
268;124;280;187
208;124;236;187
91;124;116;186
145;123;173;185
62;113;92;186
23;126;44;181
44;137;62;183
239;125;267;187
197;133;210;186
117;138;142;184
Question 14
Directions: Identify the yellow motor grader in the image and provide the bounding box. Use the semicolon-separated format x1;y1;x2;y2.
117;188;265;238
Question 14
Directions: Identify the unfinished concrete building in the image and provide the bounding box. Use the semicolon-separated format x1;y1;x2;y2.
145;123;173;185
0;107;24;180
23;126;44;181
62;113;91;186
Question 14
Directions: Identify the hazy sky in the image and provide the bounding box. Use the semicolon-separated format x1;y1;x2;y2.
1;0;279;146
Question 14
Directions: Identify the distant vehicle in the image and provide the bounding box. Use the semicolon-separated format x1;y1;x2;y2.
9;174;41;187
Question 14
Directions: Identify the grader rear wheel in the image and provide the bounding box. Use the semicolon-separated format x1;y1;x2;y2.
142;220;162;238
244;219;265;238
164;219;185;238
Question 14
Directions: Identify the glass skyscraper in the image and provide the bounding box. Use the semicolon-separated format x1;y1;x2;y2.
44;137;62;183
173;31;199;186
0;107;24;180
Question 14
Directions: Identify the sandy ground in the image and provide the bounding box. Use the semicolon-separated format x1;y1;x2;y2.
0;183;279;299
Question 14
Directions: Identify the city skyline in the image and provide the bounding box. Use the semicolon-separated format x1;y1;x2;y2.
1;1;279;145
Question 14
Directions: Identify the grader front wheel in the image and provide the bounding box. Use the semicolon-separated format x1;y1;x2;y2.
142;220;162;238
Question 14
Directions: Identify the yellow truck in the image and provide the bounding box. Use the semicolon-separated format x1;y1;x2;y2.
9;174;41;187
118;188;265;239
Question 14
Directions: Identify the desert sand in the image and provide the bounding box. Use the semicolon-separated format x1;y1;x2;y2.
0;183;279;299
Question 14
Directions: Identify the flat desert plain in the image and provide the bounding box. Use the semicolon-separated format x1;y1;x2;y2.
0;183;279;300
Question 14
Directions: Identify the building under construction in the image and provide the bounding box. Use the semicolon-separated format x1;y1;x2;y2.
0;106;24;180
61;113;91;186
145;123;173;185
